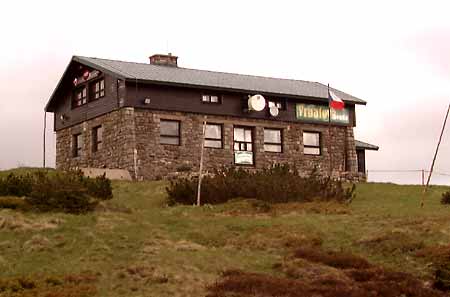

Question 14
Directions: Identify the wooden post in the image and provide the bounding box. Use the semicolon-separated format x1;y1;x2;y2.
421;169;424;186
421;103;450;207
196;116;207;206
328;84;332;178
43;111;46;168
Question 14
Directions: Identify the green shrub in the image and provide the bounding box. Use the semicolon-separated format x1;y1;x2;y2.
0;173;33;197
84;174;113;200
27;171;93;214
0;170;113;214
441;191;450;205
166;165;355;206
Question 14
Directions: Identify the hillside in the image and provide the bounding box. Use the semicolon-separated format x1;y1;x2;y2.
1;170;450;296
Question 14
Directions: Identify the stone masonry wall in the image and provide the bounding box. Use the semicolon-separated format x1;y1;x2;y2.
133;109;360;181
55;108;136;174
55;107;362;181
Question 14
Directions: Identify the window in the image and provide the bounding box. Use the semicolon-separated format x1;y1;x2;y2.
92;79;105;100
73;133;83;157
202;94;221;103
234;127;254;165
92;126;103;152
160;120;180;145
268;100;285;110
264;128;282;152
73;87;87;107
303;132;321;155
204;124;222;148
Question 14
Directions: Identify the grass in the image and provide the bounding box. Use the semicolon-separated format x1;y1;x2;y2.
1;170;450;296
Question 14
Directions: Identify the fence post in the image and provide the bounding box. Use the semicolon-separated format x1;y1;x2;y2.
421;169;424;186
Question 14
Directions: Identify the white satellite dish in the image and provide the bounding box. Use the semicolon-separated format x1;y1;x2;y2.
248;94;266;111
269;106;279;117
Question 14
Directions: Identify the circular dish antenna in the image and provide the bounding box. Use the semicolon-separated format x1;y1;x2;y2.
248;94;266;111
269;106;279;117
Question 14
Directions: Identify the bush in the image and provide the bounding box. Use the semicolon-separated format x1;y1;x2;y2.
27;171;93;214
166;165;356;206
83;174;113;200
0;173;33;197
0;170;113;214
441;191;450;205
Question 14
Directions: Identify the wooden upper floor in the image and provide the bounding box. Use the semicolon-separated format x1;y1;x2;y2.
45;55;366;131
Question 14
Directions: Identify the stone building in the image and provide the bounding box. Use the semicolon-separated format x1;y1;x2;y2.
45;54;377;180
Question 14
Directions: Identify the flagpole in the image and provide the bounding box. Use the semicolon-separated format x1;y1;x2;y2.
328;84;332;178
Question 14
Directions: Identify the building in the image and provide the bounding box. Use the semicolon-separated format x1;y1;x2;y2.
45;54;377;181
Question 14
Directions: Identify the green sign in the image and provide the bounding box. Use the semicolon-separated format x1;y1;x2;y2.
296;104;350;124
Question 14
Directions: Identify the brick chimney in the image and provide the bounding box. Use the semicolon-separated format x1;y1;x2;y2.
149;53;178;67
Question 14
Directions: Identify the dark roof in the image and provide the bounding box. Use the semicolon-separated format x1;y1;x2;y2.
77;56;366;104
45;55;367;111
355;140;379;151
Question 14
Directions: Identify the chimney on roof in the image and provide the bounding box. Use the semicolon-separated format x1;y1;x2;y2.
149;53;178;67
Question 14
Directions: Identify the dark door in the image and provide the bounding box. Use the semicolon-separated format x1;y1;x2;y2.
356;149;366;173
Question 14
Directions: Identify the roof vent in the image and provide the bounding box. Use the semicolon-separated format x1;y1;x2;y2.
149;53;178;67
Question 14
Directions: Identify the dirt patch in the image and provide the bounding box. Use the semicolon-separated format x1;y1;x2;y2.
415;244;450;291
292;246;372;269
95;215;128;231
175;240;206;252
0;211;62;232
0;273;98;297
215;199;351;218
357;229;425;255
95;201;132;214
207;247;445;297
415;244;450;262
226;225;323;252
273;201;351;216
23;235;52;252
140;237;206;255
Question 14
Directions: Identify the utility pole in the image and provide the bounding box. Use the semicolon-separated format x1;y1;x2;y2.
421;103;450;207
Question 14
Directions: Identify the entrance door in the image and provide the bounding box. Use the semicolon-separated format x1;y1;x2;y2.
356;149;366;173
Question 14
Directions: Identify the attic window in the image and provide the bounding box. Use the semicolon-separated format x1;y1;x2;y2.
73;87;87;107
202;95;221;104
92;79;105;100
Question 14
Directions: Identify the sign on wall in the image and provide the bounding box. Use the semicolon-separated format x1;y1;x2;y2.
296;104;350;124
234;151;254;165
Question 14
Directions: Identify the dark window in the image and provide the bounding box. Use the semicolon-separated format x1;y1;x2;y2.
160;120;180;145
264;128;282;152
73;87;87;107
91;79;105;100
204;123;222;148
234;127;254;165
201;94;221;104
268;100;285;110
303;132;321;155
92;126;103;152
73;133;83;157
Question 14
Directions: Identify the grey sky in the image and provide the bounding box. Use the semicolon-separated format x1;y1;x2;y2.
1;0;450;184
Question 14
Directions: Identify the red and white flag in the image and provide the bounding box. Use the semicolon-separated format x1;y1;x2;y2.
328;90;345;110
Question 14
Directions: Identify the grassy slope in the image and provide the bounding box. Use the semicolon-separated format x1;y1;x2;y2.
1;172;450;296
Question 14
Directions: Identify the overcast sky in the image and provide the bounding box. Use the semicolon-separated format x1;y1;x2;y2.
1;0;449;184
